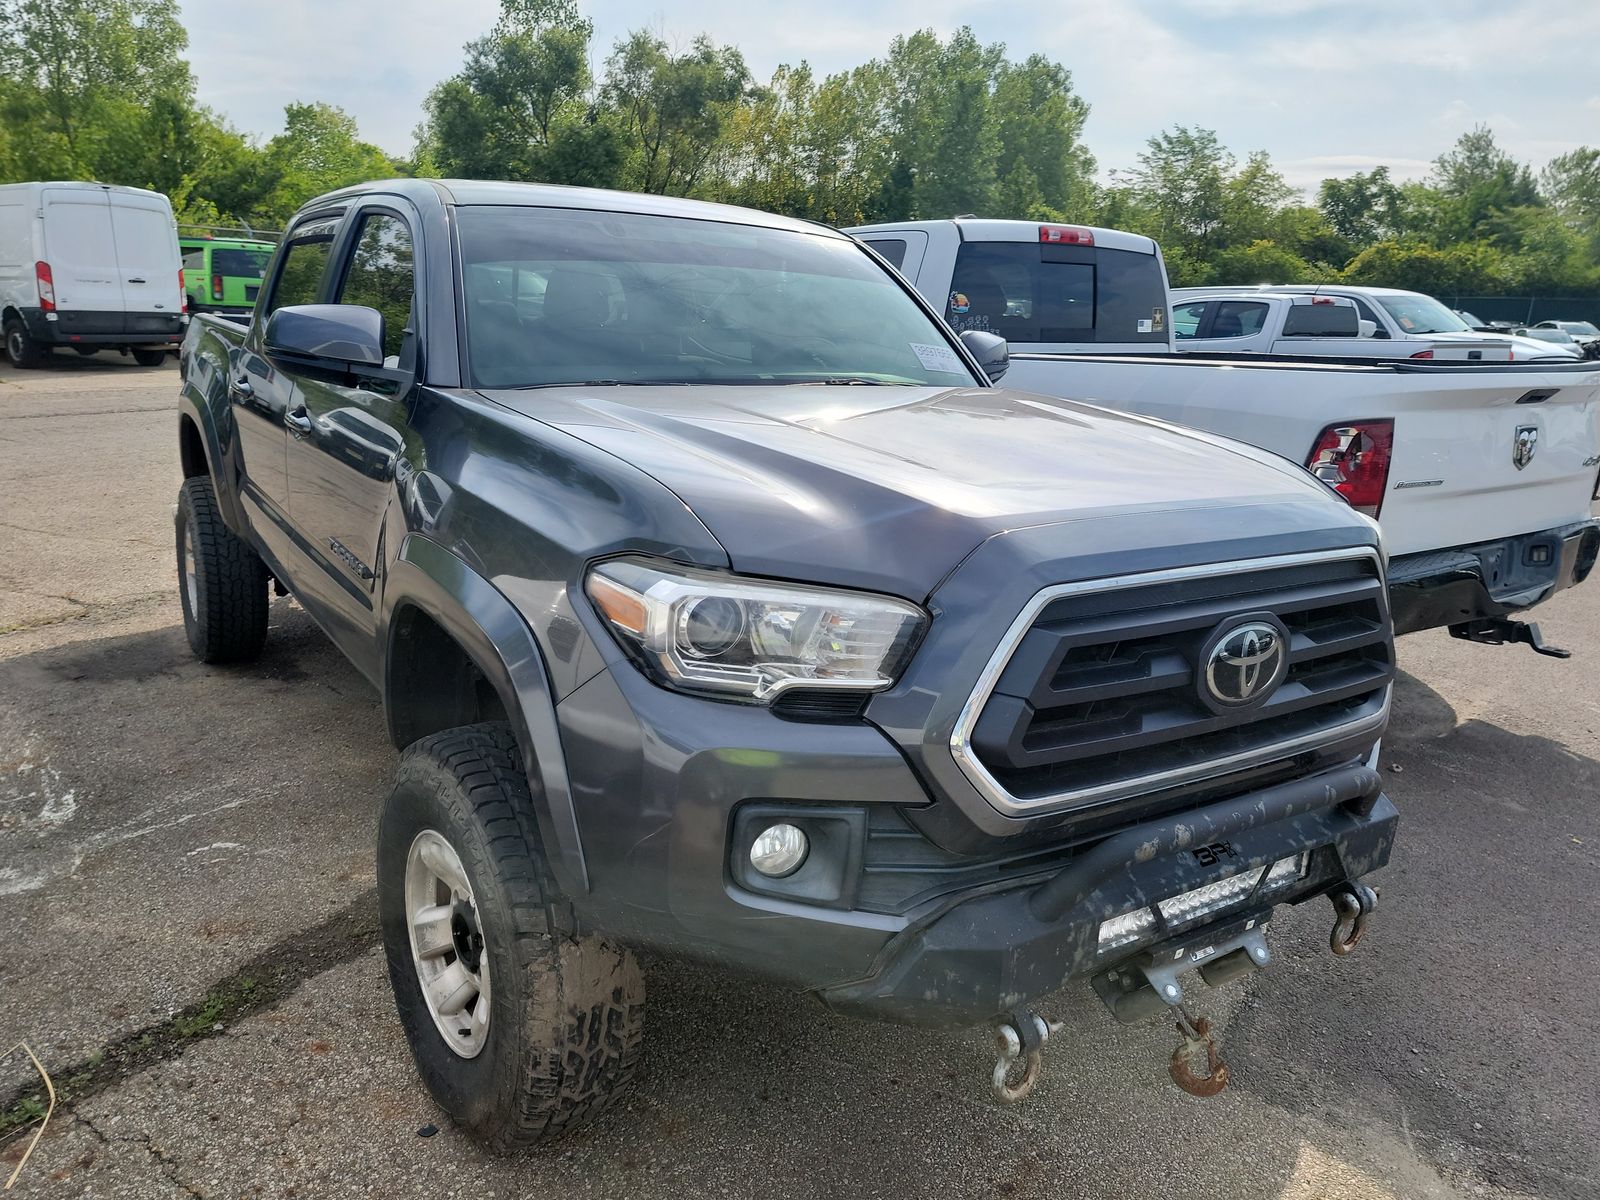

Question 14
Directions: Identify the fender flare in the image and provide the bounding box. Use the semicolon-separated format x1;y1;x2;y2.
177;383;248;533
384;534;589;896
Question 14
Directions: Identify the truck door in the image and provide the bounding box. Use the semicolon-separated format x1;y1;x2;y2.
282;205;416;672
40;187;124;327
234;215;340;553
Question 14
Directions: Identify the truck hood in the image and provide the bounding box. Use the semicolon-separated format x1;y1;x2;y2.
481;383;1360;597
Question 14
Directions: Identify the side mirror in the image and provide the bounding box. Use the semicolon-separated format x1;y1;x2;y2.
959;329;1009;383
264;304;385;371
1357;319;1377;339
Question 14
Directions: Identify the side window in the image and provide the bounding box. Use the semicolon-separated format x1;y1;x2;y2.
1350;298;1389;338
863;238;907;270
265;218;339;316
1210;301;1268;338
1172;302;1206;340
336;213;415;366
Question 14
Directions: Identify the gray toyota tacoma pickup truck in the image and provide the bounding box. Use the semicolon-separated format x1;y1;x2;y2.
176;179;1397;1146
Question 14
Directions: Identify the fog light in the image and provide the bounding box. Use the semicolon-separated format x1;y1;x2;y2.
750;823;809;877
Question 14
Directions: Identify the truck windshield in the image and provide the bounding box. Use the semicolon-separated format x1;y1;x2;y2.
1375;294;1472;336
456;206;979;390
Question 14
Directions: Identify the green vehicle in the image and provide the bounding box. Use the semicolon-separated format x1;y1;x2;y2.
180;237;275;316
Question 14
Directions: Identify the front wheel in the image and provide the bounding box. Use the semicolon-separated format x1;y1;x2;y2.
4;316;44;368
378;723;645;1149
131;347;168;367
176;476;269;662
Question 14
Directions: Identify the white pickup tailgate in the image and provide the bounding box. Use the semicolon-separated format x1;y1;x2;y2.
1004;355;1600;558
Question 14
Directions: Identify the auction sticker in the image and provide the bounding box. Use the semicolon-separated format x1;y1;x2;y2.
910;342;967;374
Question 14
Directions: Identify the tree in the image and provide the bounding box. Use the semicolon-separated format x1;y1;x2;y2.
991;55;1094;218
1541;147;1600;259
258;103;399;220
416;0;612;184
604;32;750;195
1126;126;1233;251
1317;166;1404;244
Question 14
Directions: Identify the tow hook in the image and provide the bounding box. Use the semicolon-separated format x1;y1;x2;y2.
1169;1004;1229;1097
990;1009;1064;1103
1328;881;1379;956
1449;617;1571;659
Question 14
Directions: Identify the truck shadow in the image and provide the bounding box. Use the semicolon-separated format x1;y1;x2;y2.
2;615;1595;1198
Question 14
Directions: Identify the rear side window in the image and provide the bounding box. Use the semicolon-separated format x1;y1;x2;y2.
944;242;1167;345
1208;301;1268;338
863;238;907;269
265;218;339;316
212;248;271;279
336;213;415;364
1282;302;1358;337
1172;301;1206;340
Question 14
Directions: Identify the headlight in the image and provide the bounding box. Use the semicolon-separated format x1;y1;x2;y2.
585;557;926;702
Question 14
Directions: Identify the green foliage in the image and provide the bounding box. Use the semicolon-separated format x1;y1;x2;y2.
0;0;1593;304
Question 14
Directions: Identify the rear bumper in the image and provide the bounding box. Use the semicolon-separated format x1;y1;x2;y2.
820;762;1396;1026
21;307;185;346
1388;519;1600;635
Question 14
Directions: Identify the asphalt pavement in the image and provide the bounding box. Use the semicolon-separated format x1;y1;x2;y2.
1;353;1595;1199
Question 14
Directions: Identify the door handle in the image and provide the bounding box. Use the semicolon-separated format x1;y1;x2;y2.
127;277;146;284
285;407;313;435
229;375;254;398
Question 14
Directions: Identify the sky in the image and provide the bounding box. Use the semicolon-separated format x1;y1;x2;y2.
177;0;1600;196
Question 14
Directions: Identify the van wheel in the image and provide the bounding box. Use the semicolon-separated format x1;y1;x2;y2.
176;476;269;663
131;348;167;367
378;723;645;1150
4;317;44;368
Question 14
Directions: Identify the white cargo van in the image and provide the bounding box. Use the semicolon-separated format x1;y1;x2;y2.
0;181;185;368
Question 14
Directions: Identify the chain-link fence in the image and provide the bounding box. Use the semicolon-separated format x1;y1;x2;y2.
1447;296;1600;327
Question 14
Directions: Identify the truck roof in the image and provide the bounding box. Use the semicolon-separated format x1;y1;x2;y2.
1173;283;1423;299
0;180;170;202
846;217;1159;256
295;178;848;242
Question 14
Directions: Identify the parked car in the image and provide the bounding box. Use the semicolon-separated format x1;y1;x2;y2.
179;180;1399;1144
180;236;275;317
1169;291;1485;359
856;218;1600;649
0;181;185;367
1532;320;1600;359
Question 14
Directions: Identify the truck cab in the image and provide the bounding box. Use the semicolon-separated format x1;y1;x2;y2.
1171;292;1378;356
846;219;1174;355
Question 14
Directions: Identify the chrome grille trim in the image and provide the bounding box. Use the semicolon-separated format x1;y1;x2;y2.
949;548;1390;818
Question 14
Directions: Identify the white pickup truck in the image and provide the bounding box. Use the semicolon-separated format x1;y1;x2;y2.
1170;290;1511;362
849;217;1600;651
1177;284;1577;363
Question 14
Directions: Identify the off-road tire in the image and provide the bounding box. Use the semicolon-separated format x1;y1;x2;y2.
378;723;645;1150
176;476;269;663
131;347;168;367
4;316;44;368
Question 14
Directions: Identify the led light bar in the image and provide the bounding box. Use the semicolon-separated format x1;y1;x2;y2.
1096;852;1309;954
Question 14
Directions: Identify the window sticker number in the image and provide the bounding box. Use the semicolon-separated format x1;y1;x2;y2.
910;342;966;374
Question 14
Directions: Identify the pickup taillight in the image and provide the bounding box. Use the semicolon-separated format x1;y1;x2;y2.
212;273;223;301
1408;350;1434;360
35;261;54;312
1307;420;1394;518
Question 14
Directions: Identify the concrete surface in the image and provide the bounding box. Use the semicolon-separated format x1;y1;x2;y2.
1;353;1595;1198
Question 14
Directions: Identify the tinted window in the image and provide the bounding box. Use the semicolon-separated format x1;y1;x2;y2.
457;207;977;390
336;214;415;363
1209;301;1267;338
266;218;338;316
1282;302;1358;336
943;242;1167;345
1172;301;1206;340
863;238;907;269
212;248;271;279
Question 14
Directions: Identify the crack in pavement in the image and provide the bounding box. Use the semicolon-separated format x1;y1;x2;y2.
73;1109;207;1199
0;889;380;1127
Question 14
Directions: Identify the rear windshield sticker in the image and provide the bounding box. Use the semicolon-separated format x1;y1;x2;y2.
948;292;971;315
1152;307;1165;331
1137;319;1153;333
910;342;967;374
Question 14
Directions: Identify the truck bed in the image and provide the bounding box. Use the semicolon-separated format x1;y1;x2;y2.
1003;352;1600;560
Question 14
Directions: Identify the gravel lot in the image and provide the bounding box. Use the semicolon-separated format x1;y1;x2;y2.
2;354;1596;1199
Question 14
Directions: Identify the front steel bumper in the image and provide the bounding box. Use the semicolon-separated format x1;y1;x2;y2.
1388;519;1600;635
820;762;1396;1026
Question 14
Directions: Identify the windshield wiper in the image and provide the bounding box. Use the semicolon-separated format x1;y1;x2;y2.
506;379;693;390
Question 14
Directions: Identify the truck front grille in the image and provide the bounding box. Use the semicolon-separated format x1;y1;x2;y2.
951;549;1391;818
